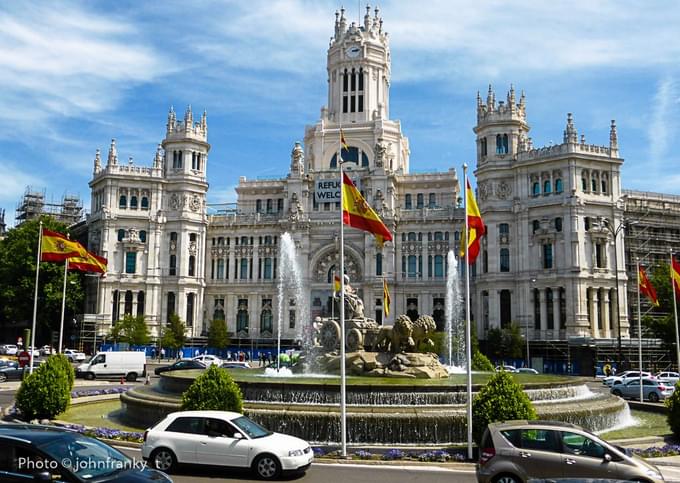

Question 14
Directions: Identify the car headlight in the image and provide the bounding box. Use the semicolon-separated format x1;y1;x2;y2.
645;469;662;479
289;449;304;457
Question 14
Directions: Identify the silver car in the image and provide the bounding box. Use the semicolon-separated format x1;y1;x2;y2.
611;377;674;402
476;420;664;483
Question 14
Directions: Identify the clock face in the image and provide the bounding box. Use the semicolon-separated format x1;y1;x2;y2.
345;45;361;59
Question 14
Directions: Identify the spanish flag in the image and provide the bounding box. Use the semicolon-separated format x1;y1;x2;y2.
340;129;349;152
342;173;392;245
383;278;391;317
333;274;341;295
671;257;680;297
69;249;107;274
41;228;86;262
459;179;486;265
639;266;659;307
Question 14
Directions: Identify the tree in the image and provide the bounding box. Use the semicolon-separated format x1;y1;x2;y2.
0;217;84;343
485;324;524;360
16;354;73;420
110;314;150;346
207;319;230;348
162;313;186;351
181;365;243;413
643;263;676;345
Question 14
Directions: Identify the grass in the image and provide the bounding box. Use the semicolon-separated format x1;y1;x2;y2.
59;400;144;432
600;410;672;441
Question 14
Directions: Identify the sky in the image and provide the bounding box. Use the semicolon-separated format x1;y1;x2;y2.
1;1;679;227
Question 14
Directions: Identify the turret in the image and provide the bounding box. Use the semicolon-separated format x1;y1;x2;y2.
563;113;578;144
153;144;163;169
107;139;118;166
610;120;618;155
289;141;304;177
93;149;101;174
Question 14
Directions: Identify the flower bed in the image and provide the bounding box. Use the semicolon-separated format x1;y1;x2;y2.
633;445;680;458
53;422;143;443
313;447;466;462
71;387;131;398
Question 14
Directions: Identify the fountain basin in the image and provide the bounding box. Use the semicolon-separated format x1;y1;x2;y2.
120;371;627;445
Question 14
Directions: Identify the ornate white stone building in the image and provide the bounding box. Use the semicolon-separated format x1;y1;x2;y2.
84;7;657;349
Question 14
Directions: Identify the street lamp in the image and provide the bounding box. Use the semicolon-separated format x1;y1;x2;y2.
599;217;634;369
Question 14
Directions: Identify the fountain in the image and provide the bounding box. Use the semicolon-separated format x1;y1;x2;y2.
445;250;465;373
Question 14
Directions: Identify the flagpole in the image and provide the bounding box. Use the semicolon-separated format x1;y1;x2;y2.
59;258;69;353
339;139;347;458
30;222;43;374
672;249;680;371
463;164;473;460
636;258;643;403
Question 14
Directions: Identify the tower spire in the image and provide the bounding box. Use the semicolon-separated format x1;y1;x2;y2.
563;113;578;144
154;144;163;169
107;139;118;166
610;119;618;152
93;149;101;174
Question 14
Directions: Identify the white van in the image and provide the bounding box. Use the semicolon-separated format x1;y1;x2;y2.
76;351;146;381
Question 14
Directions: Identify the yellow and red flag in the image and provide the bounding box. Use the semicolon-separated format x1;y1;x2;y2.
333;274;341;295
340;129;349;152
671;257;680;297
342;173;392;245
459;179;486;265
41;228;85;262
639;266;659;307
383;278;391;317
69;249;107;274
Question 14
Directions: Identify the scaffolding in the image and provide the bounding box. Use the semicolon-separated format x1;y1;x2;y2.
15;186;83;226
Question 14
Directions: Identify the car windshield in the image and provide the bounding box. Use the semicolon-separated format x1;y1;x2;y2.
39;432;131;479
231;416;272;439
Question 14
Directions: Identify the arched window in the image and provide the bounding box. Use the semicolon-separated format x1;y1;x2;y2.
532;182;540;196
130;196;138;209
416;193;424;209
124;290;133;315
188;255;196;276
408;232;417;241
591;177;598;192
117;229;125;241
140;230;147;243
502;134;509;153
555;179;563;193
434;231;444;241
213;299;225;321
500;248;510;272
543;180;551;194
582;177;588;191
167;292;175;322
137;291;145;317
186;293;194;327
260;307;273;335
237;305;249;332
141;196;149;209
496;134;502;154
119;195;127;209
601;179;608;193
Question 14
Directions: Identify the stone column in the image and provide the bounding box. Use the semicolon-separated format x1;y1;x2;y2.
552;287;561;334
592;288;600;338
540;288;548;336
602;290;611;338
588;287;598;338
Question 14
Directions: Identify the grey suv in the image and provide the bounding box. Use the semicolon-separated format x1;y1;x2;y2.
476;420;664;483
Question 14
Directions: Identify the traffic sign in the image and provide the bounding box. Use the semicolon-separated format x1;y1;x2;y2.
17;351;31;368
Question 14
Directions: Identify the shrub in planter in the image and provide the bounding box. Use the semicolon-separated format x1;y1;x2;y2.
666;384;680;438
472;350;494;372
472;370;536;443
181;364;243;413
16;356;72;420
48;354;75;389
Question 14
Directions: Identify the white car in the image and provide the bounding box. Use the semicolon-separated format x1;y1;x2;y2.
495;365;517;373
656;371;680;386
192;354;222;366
142;410;313;479
63;349;87;362
1;345;18;355
604;370;653;387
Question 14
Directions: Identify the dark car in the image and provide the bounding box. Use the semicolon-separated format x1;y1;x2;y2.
0;360;27;382
0;424;172;482
154;359;205;376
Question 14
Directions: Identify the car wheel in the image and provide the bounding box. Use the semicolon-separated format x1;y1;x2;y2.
150;448;176;472
126;372;137;382
0;373;7;383
253;453;281;480
493;474;521;483
648;392;660;403
612;389;622;397
84;372;95;381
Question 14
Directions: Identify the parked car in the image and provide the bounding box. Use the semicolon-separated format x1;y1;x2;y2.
656;371;680;386
0;360;26;382
155;359;206;375
0;423;171;482
142;410;313;479
77;351;147;381
516;368;539;375
221;361;252;369
495;365;517;373
476;420;664;483
603;370;652;387
611;377;675;402
192;354;222;366
39;345;54;356
63;349;87;362
0;344;18;355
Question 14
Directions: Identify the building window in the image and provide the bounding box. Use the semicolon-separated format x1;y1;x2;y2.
543;244;553;269
481;137;487;156
534;288;541;330
263;258;272;279
555;217;563;232
130;196;138;209
582;176;587;191
503;134;509;153
407;255;417;278
125;252;136;274
277;199;284;212
543;180;551;194
546;288;554;330
137;291;145;317
170;232;177;242
601;179;608;193
434;255;444;277
499;223;509;235
188;255;196;277
532;220;540;234
595;242;605;268
240;258;248;279
118;229;125;241
141;196;149;209
500;248;510;272
217;259;225;279
560;288;566;329
261;301;273;334
496;134;503;154
266;199;273;213
532;182;540;197
256;199;262;213
434;231;444;241
124;290;133;315
237;300;248;332
416;193;424;209
405;194;412;209
169;254;177;276
483;249;488;273
584;216;591;231
289;309;296;329
119;195;127;209
555;179;563;194
167;292;175;323
140;230;147;243
500;289;511;328
186;293;194;327
112;290;119;323
428;193;436;208
408;232;417;241
213;299;225;321
591;177;597;192
376;253;383;276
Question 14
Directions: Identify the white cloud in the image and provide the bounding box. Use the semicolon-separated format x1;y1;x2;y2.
648;77;678;165
0;162;45;202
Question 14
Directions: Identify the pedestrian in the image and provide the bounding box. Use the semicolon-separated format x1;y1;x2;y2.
160;347;166;361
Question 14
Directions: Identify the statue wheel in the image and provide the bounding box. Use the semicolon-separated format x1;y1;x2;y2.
320;320;341;351
346;328;363;352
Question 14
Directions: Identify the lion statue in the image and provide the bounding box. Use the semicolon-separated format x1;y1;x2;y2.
374;314;414;353
412;315;437;352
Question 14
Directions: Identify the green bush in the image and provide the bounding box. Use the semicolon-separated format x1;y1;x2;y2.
16;355;72;420
472;370;536;443
666;382;680;437
181;365;243;413
48;354;75;389
472;350;494;372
